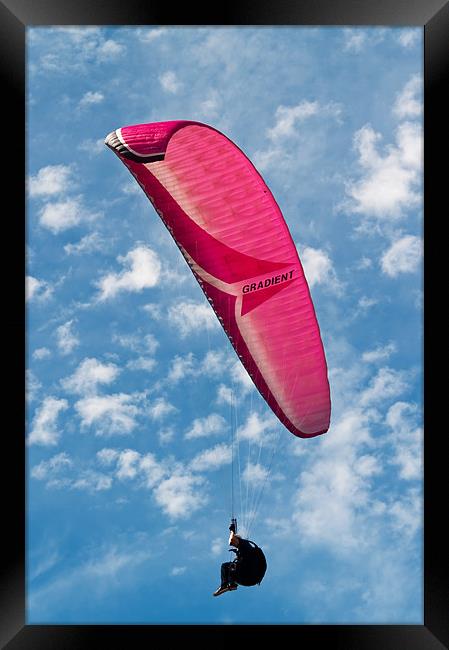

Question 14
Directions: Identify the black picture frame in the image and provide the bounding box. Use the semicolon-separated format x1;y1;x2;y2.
3;0;447;647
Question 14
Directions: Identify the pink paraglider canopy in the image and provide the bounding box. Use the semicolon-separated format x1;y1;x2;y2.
105;120;331;437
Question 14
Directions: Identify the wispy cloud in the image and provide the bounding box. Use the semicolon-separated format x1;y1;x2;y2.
299;245;343;295
31;452;73;479
33;347;52;360
168;300;219;338
236;412;278;444
253;100;343;172
393;74;422;120
28;164;74;198
56;320;80;355
78;90;104;109
148;397;177;421
153;472;206;519
61;357;120;395
33;28;125;75
342;28;386;53
185;413;227;440
386;401;422;481
360;367;409;407
362;342;397;363
189;443;231;472
397;30;420;49
64;232;108;255
38;196;101;234
95;245;161;301
26;275;54;302
343;121;422;221
136;27;168;43
380;235;423;277
159;70;182;94
28;396;69;446
75;393;142;435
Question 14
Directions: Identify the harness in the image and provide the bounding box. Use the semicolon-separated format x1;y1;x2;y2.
229;539;267;586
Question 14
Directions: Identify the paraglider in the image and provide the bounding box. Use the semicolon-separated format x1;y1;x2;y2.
213;518;267;597
105;120;331;595
105;120;331;438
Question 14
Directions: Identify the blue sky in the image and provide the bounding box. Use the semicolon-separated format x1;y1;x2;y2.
26;26;423;624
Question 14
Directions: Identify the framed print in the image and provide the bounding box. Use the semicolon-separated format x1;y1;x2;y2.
2;0;448;647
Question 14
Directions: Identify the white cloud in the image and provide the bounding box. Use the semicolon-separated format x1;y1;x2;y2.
267;100;319;141
142;303;163;320
77;138;106;156
115;449;142;480
393;74;422;120
170;566;187;576
185;413;227;440
386;401;422;481
139;452;168;488
64;232;107;255
342;28;386;52
389;489;422;538
159;70;182;94
33;347;51;360
343;29;367;52
158;428;175;445
96;448;120;466
202;348;227;372
78;90;104;109
26;275;53;302
362;342;397;363
96;245;161;301
241;462;269;485
360;367;408;407
26;369;41;403
167;350;232;385
96;39;125;61
28;396;69;446
113;332;159;355
31;452;73;480
398;30;420;48
344;121;422;220
28;537;153;617
229;360;254;393
126;357;157;372
380;235;423;277
75;393;141;435
153;472;206;519
236;412;277;444
299;245;343;294
216;383;234;406
189;443;231;472
56;320;80;355
136;27;167;42
28;164;73;198
148;397;177;421
39;197;100;234
355;454;382;478
355;257;373;270
198;90;222;120
167;353;196;384
89;436;257;522
253;100;342;172
291;406;376;551
358;296;378;311
168;300;218;338
70;470;113;492
142;333;159;354
35;28;125;77
61;357;120;395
